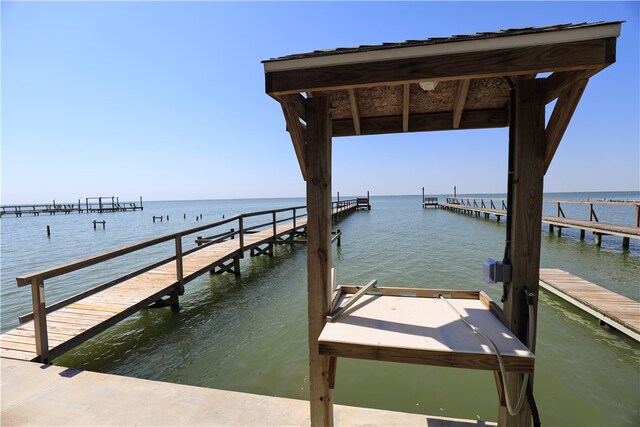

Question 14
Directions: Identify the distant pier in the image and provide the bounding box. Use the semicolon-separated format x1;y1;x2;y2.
439;197;640;249
0;196;143;217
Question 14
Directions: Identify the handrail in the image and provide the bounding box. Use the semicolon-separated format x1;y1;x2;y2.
16;214;242;286
14;204;308;362
16;206;306;286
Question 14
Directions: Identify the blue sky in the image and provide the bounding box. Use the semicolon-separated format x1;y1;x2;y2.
2;1;638;203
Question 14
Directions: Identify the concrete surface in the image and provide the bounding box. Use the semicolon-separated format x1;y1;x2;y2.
1;358;494;426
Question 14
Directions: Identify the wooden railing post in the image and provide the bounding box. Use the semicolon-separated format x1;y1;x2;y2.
589;203;599;222
293;208;297;230
636;205;639;228
239;216;244;257
273;211;277;238
175;235;184;294
31;277;49;363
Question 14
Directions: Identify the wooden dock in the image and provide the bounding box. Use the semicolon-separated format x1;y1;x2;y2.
422;197;438;208
0;196;143;217
0;200;370;363
439;198;640;249
0;207;310;363
539;269;640;341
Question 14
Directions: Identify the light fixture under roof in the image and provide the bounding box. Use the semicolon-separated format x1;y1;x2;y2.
419;81;439;91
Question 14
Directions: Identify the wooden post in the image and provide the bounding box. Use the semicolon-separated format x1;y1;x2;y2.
499;79;545;427
305;96;333;426
595;233;602;246
635;205;639;227
47;226;51;237
239;217;244;258
31;277;49;363
175;235;184;295
233;256;241;275
293;208;297;230
273;211;277;238
622;237;630;249
422;187;425;208
580;229;585;240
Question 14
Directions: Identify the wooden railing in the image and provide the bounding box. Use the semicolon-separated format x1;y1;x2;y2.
445;197;507;210
15;205;307;362
444;197;640;228
547;200;640;227
332;199;357;215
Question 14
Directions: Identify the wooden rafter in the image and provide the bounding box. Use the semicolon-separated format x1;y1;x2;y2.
452;79;471;129
402;83;410;132
281;102;308;180
333;109;508;137
266;38;616;95
347;88;361;135
544;79;588;173
545;68;599;103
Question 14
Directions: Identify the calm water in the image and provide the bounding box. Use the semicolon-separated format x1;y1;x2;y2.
1;192;638;426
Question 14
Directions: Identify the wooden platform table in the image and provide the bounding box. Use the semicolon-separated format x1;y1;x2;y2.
319;287;535;374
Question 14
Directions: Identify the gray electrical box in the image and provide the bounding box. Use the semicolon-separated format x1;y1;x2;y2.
483;258;511;284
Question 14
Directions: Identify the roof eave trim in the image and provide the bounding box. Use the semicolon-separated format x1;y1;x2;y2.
263;23;621;73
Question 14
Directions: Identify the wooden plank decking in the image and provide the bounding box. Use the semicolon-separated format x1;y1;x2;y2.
0;218;307;363
539;268;640;341
438;201;640;247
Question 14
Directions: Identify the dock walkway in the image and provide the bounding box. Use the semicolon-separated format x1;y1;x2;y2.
0;207;312;363
439;198;640;249
0;196;143;217
539;268;639;341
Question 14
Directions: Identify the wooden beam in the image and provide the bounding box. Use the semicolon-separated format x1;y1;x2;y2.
281;103;308;181
332;109;508;137
499;79;546;427
347;88;361;135
266;38;616;95
305;96;334;426
545;69;598;103
276;93;307;121
544;79;588;173
452;79;471;129
402;83;410;132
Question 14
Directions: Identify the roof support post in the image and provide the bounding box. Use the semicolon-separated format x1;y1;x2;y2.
499;79;545;427
305;96;334;426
